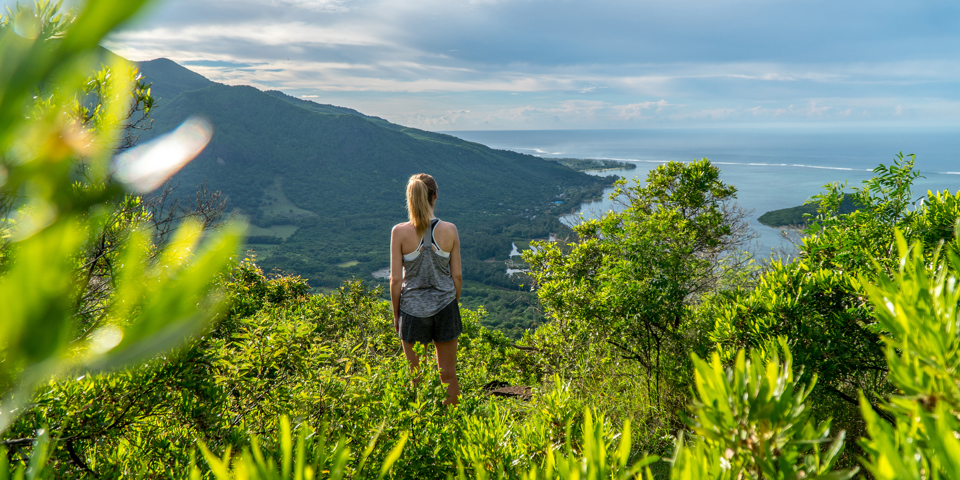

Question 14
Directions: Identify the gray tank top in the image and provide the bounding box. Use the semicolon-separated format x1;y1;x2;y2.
399;218;456;317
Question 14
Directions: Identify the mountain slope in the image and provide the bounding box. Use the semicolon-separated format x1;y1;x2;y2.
264;90;389;123
135;59;612;290
138;58;213;103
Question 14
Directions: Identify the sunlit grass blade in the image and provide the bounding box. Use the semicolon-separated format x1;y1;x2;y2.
377;432;408;480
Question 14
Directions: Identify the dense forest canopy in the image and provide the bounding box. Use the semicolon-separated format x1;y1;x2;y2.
3;2;960;479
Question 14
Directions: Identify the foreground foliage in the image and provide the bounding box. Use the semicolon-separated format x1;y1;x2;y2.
4;262;659;478
672;340;854;480
857;236;960;479
17;244;960;479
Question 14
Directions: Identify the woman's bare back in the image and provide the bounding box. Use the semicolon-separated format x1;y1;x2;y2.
393;220;458;256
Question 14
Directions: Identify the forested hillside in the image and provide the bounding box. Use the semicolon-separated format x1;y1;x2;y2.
137;58;610;292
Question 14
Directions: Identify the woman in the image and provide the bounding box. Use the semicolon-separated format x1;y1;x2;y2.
390;173;463;405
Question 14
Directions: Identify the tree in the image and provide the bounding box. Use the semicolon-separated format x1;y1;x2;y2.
524;159;754;400
802;153;924;272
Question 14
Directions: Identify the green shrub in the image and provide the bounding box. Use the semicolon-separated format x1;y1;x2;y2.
672;339;855;480
857;234;960;479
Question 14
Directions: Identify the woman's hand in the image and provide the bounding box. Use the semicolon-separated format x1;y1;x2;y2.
394;315;400;334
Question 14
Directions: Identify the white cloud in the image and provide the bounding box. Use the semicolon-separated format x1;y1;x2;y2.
107;19;960;102
202;0;352;12
91;0;960;129
788;101;831;116
617;99;677;119
678;107;742;120
111;22;391;48
399;109;475;127
270;0;350;12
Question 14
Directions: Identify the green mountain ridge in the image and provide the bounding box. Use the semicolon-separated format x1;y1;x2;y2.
134;57;612;332
263;89;391;123
137;57;215;102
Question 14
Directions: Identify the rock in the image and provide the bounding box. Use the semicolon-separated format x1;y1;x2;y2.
482;380;510;392
482;381;532;400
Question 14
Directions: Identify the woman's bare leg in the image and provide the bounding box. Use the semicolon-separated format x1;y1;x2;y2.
434;338;459;405
401;340;422;386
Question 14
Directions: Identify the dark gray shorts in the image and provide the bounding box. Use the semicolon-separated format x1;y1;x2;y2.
399;300;462;344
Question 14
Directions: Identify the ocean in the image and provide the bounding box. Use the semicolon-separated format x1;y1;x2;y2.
442;128;960;256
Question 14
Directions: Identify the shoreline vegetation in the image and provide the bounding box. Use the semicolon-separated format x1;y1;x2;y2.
758;196;862;227
547;157;638;172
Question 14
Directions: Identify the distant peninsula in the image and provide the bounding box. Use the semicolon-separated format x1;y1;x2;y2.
547;158;637;172
758;196;862;228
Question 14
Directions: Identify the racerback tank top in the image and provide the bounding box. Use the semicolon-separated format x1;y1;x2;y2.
399;218;456;317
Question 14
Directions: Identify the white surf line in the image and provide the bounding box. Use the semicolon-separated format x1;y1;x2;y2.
602;157;668;164
512;147;566;156
512;146;955;175
714;162;872;172
565;155;875;172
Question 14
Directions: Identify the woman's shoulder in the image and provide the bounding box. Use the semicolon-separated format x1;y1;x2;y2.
435;219;458;235
392;221;416;237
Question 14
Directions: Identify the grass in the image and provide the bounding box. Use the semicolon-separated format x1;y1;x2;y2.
243;245;279;262
246;225;276;236
270;225;300;239
259;176;316;222
650;460;671;479
246;224;299;239
513;239;532;251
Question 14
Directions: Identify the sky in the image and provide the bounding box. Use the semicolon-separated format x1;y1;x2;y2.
53;0;960;130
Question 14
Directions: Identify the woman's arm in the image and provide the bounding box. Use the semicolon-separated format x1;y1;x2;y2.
448;224;462;303
389;225;404;332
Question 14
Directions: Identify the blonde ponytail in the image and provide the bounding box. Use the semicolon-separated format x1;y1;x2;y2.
406;173;438;237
